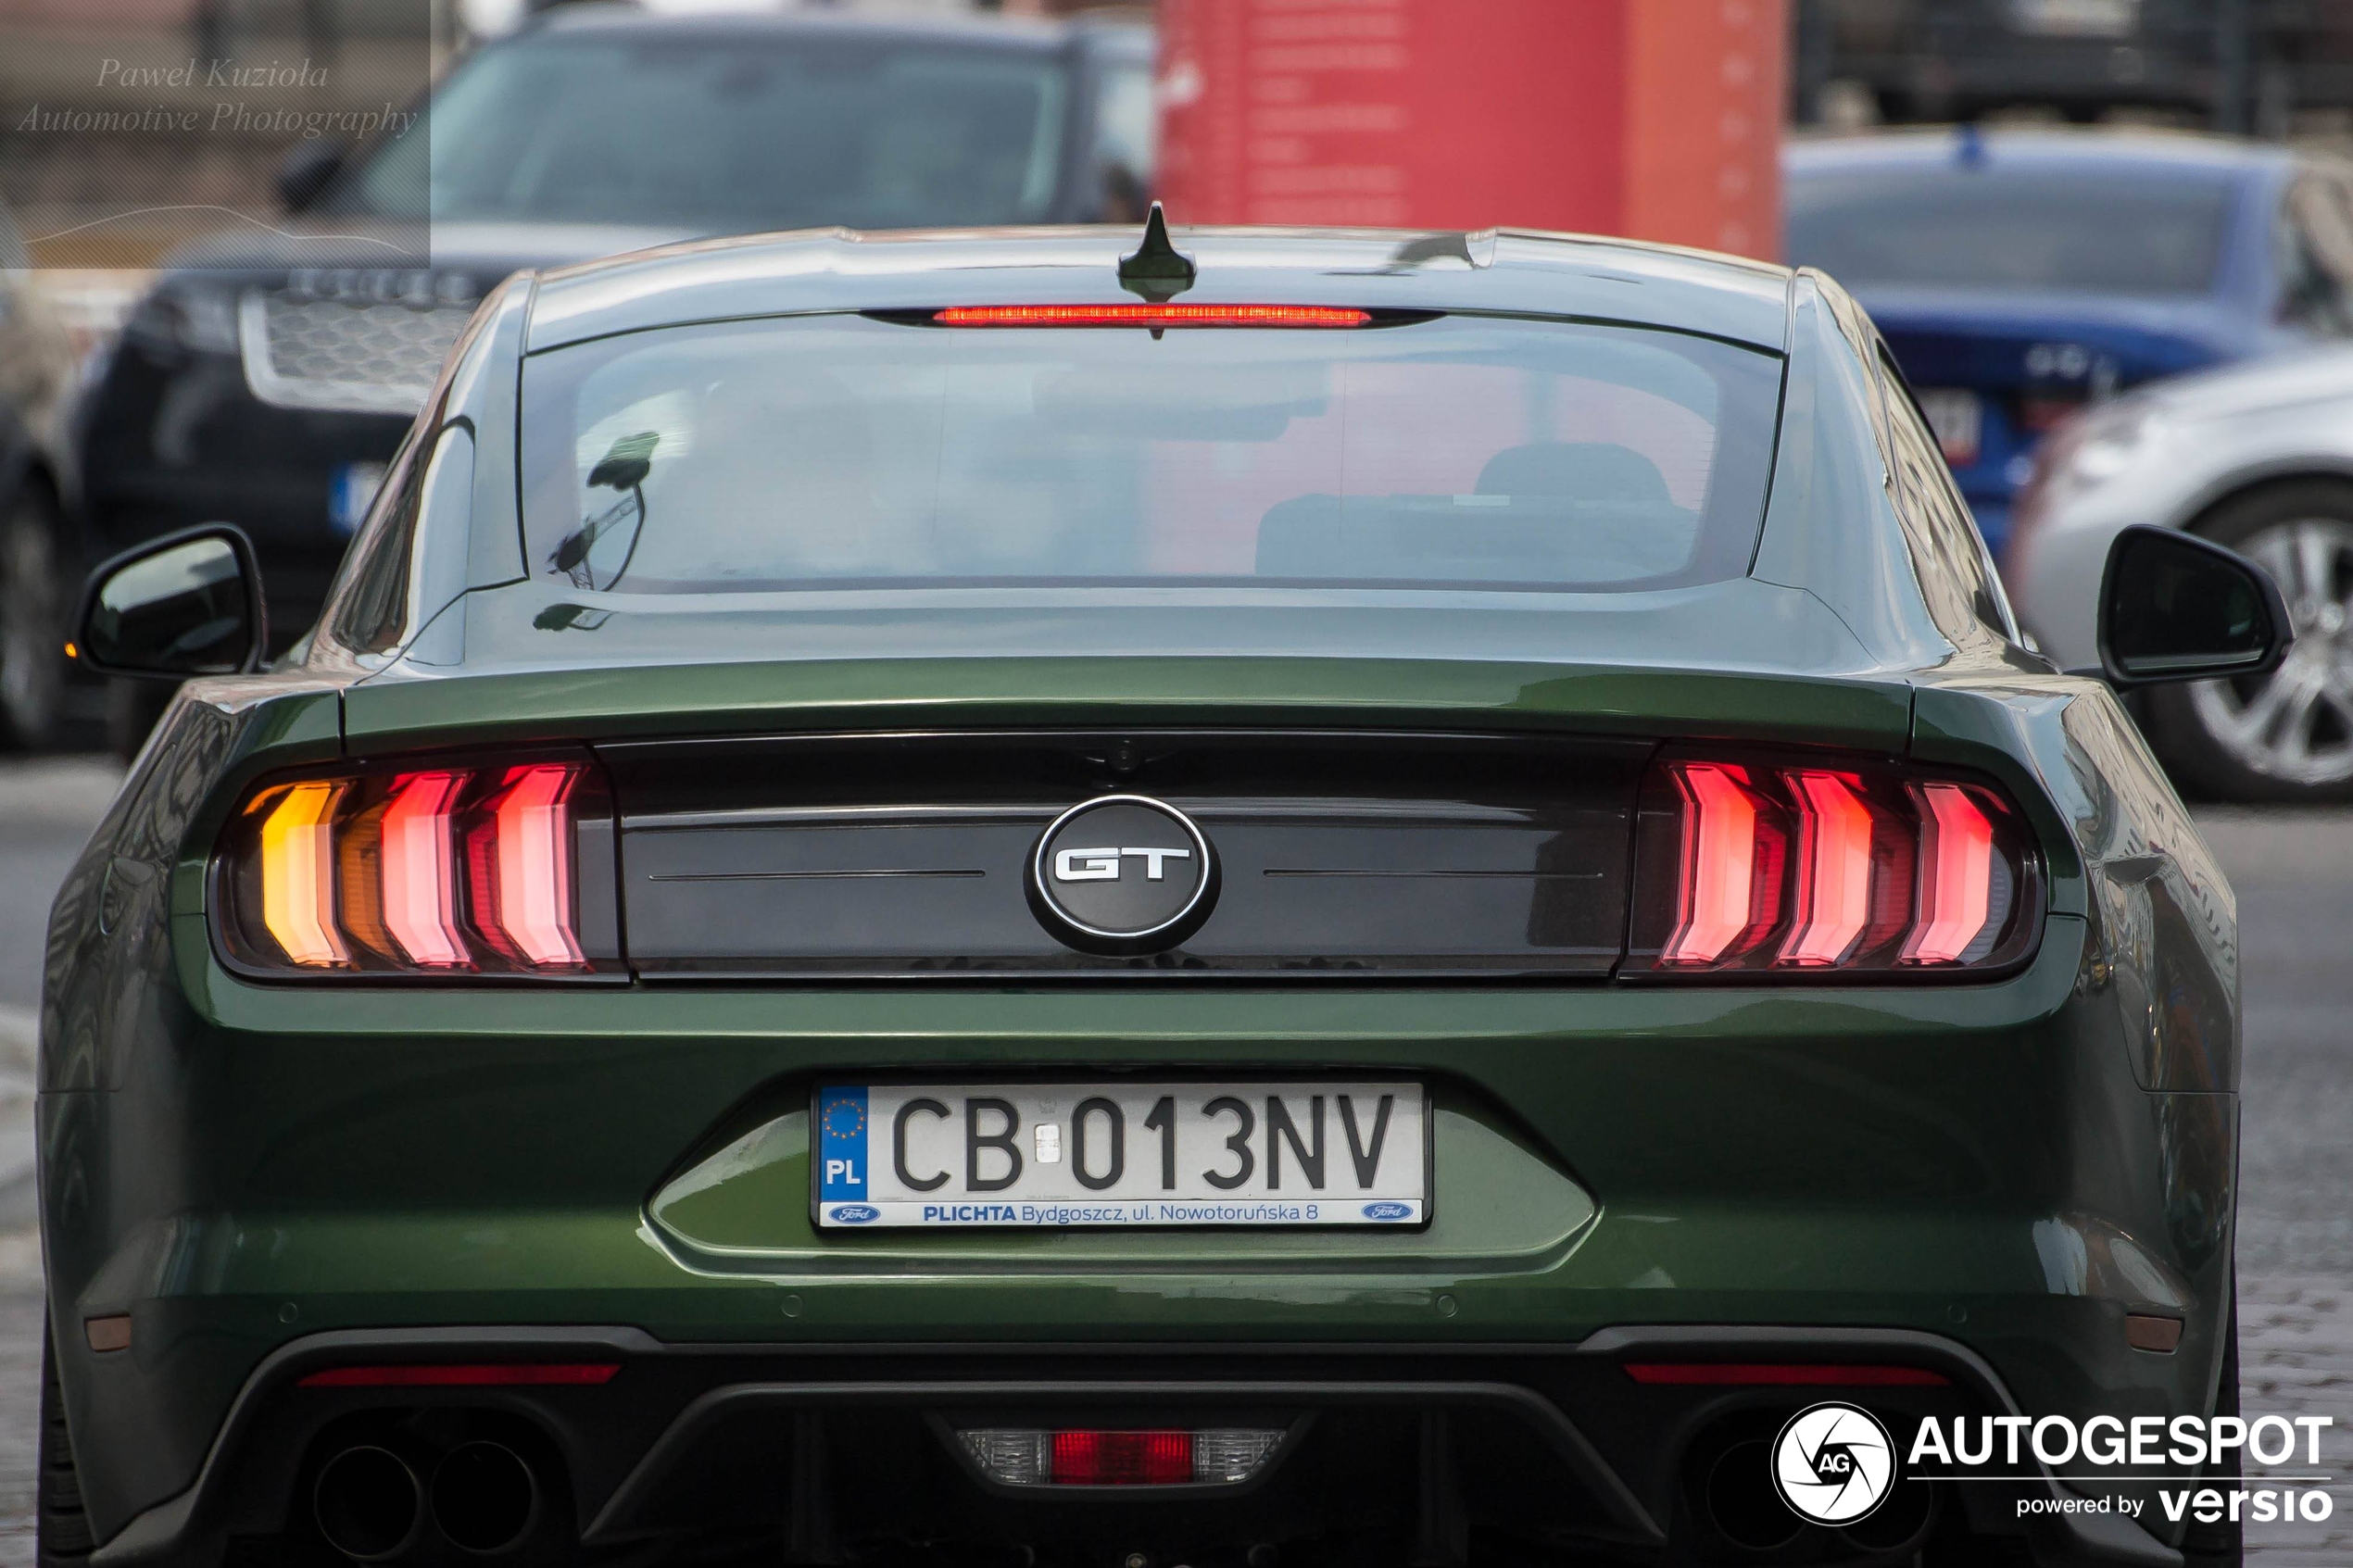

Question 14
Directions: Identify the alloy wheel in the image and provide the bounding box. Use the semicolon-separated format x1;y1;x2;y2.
2187;516;2353;787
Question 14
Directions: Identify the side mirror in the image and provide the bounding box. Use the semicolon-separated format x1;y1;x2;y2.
72;525;269;681
276;139;347;213
2095;524;2292;686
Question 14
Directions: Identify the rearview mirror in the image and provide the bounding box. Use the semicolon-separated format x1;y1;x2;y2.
72;525;268;680
2095;524;2292;686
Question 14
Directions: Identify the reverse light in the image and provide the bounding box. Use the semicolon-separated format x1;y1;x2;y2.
930;304;1371;329
216;754;619;979
959;1428;1283;1486
1631;754;2035;978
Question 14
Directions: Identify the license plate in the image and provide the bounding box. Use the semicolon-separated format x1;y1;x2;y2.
812;1082;1428;1228
1916;388;1982;467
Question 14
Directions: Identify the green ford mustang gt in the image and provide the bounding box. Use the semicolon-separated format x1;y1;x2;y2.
36;214;2294;1568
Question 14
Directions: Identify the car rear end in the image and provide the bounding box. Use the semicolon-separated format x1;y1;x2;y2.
41;237;2230;1568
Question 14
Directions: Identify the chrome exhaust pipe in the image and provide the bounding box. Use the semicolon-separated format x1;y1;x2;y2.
429;1440;541;1555
314;1445;423;1562
1699;1439;1805;1553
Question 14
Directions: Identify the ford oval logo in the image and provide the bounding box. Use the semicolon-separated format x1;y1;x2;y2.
1361;1201;1414;1222
828;1204;880;1224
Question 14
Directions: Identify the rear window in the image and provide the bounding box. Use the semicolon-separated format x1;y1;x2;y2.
518;313;1783;595
1786;169;2235;295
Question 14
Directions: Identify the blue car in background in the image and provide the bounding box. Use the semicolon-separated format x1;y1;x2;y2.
1785;129;2353;557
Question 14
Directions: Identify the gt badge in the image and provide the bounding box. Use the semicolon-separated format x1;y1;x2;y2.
1027;794;1218;955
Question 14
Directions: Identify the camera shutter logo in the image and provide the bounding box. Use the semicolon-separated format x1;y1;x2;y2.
1772;1402;1896;1524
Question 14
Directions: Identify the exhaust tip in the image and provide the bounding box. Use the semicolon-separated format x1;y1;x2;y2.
431;1440;541;1555
314;1446;423;1562
1701;1439;1806;1553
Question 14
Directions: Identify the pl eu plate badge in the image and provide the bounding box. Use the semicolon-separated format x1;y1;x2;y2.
819;1088;877;1223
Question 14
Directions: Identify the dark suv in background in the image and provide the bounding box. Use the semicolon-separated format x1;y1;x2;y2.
57;4;1153;750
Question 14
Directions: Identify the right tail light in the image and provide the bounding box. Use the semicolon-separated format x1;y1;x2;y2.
1628;755;2040;978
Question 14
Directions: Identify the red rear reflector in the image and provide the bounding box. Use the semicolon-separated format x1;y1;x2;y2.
297;1362;620;1388
1623;1362;1950;1387
932;304;1370;329
1631;755;2033;977
1051;1430;1194;1486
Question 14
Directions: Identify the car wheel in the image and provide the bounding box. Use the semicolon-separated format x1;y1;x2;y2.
38;1323;95;1567
2146;482;2353;803
0;489;75;751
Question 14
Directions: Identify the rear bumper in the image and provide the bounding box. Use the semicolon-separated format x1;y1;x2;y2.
90;1324;2185;1568
41;910;2232;1563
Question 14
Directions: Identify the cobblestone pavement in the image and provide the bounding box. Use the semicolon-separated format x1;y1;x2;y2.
0;771;2347;1562
2204;810;2353;1563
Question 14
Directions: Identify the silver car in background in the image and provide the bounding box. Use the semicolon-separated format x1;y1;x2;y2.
2007;346;2353;801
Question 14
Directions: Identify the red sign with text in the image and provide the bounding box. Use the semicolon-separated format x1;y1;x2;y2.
1156;0;1785;260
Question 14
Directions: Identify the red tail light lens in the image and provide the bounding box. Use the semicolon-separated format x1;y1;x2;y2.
1630;754;2036;977
216;754;620;979
1051;1430;1195;1486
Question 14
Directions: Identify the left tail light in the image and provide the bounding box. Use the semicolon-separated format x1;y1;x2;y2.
1627;753;2041;978
214;754;622;979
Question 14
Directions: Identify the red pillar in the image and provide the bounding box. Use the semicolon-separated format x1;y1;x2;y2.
1155;0;1786;261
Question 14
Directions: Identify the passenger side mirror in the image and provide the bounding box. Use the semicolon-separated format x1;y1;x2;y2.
276;139;347;213
72;525;269;680
2095;524;2292;686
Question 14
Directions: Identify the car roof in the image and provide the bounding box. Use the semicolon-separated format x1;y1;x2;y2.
523;225;1795;354
1784;126;2292;182
526;0;1125;53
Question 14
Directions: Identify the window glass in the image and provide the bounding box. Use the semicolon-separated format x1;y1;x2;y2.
1092;61;1155;220
1788;169;2234;294
1876;345;2015;644
330;32;1070;232
520;314;1784;595
2276;173;2353;336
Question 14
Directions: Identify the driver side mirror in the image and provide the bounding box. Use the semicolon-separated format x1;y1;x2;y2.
71;525;269;681
2095;524;2292;686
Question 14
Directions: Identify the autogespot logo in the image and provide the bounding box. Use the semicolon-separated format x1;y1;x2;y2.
1773;1402;1896;1524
